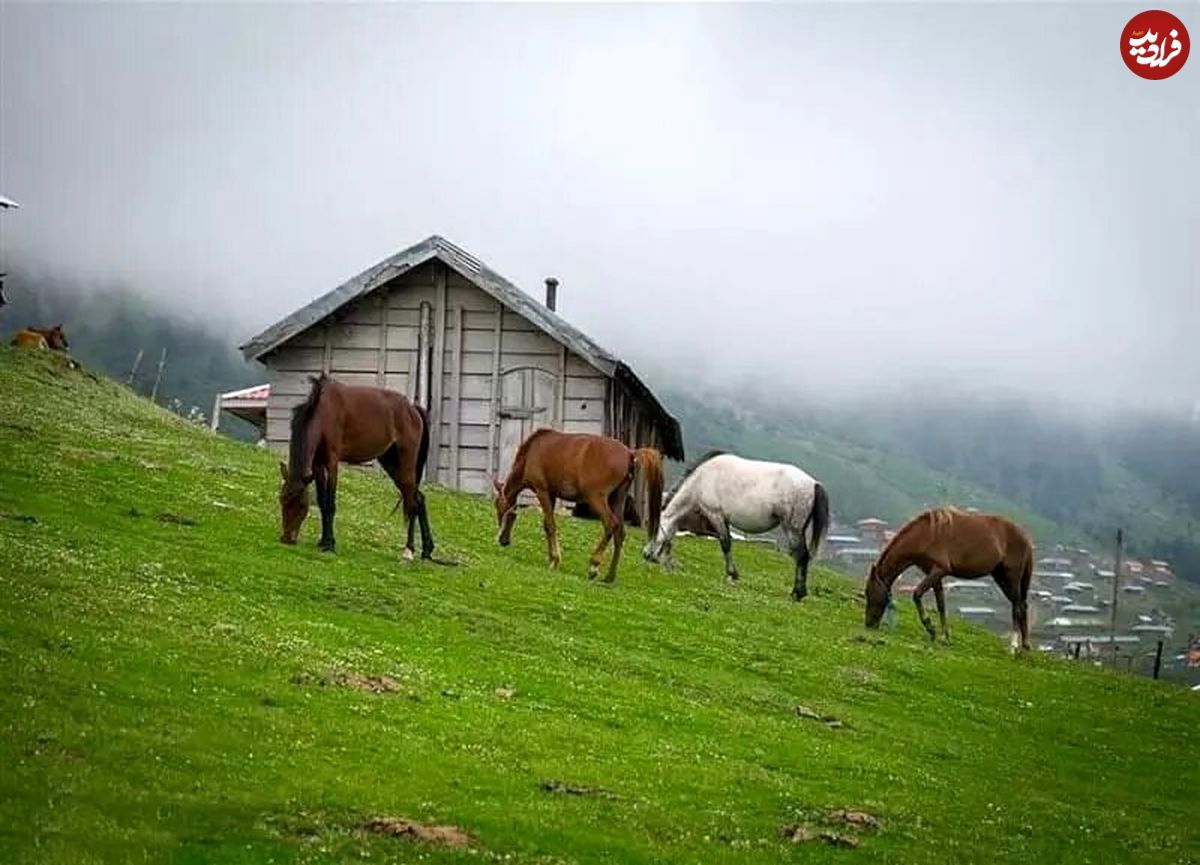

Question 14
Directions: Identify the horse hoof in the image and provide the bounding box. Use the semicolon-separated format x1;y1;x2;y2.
401;548;415;562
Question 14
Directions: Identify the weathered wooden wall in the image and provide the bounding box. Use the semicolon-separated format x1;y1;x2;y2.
262;261;610;494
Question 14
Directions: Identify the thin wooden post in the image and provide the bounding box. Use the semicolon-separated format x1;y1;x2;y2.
210;393;222;432
376;292;388;387
557;344;567;430
149;347;167;403
449;305;463;487
127;348;144;386
487;300;502;476
428;264;448;483
1108;529;1124;664
1152;640;1164;680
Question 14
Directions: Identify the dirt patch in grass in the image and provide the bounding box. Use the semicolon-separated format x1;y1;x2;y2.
795;705;848;729
291;670;403;694
539;779;616;799
826;809;883;831
0;512;39;524
780;824;862;848
780;807;882;848
363;816;474;848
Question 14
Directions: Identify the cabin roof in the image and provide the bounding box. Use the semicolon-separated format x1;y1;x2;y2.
239;234;683;458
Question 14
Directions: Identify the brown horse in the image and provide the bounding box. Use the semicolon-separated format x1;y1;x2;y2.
11;324;69;351
864;508;1034;652
492;429;664;582
278;373;434;559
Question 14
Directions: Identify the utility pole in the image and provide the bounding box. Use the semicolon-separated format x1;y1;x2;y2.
149;347;167;403
1108;529;1124;664
127;348;145;387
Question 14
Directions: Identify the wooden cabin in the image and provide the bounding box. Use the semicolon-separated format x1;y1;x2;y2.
239;235;684;498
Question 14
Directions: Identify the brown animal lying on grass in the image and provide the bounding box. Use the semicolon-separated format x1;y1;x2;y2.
10;324;69;351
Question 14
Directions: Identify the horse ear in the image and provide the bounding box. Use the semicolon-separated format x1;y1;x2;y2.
279;461;289;482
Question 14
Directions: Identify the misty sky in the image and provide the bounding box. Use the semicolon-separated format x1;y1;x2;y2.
2;3;1196;408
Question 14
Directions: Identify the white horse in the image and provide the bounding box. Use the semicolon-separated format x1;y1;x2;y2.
642;451;829;601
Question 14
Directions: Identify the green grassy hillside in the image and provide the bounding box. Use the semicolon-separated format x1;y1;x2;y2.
1;349;1197;864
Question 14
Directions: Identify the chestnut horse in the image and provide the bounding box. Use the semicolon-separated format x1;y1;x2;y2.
864;508;1033;652
278;373;434;559
493;429;663;582
11;324;69;351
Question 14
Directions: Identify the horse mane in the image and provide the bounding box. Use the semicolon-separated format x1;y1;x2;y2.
514;427;558;460
872;506;963;582
665;449;725;501
288;374;330;483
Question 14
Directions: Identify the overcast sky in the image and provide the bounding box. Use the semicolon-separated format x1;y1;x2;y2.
2;3;1196;408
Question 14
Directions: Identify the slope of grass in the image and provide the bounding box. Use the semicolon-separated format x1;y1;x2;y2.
1;348;1197;865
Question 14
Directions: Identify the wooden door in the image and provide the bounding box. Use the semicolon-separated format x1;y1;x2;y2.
498;367;558;478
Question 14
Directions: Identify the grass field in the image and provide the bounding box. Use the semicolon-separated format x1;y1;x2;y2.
1;348;1197;864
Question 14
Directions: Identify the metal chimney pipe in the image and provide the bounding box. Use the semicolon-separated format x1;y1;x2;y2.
544;277;559;312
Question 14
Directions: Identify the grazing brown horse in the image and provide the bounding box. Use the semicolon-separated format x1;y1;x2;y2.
493;429;664;582
278;373;434;559
864;508;1034;652
11;324;69;351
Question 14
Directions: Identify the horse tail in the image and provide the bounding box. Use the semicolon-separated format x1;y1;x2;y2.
635;448;664;538
807;482;830;558
414;403;432;486
289;374;330;484
1018;543;1034;647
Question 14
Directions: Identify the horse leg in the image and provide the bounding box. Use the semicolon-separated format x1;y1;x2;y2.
718;520;739;583
992;566;1023;654
933;579;951;642
379;447;418;560
534;488;560;569
912;569;944;641
313;465;330;549
584;493;616;581
318;461;338;553
790;540;810;602
415;487;434;558
604;484;632;583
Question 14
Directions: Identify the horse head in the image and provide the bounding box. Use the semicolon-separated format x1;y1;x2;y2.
277;461;310;544
491;477;518;547
863;564;891;628
47;324;69;351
